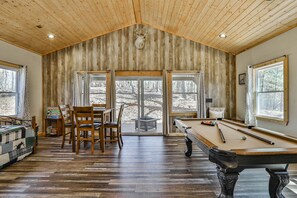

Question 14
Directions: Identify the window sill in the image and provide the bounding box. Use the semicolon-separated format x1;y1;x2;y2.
255;115;288;125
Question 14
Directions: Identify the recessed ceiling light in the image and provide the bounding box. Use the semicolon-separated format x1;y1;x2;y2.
47;33;55;39
219;33;227;38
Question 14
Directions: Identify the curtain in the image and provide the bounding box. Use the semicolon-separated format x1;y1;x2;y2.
245;66;256;126
84;73;90;106
17;66;30;119
73;71;84;106
162;70;169;135
196;72;206;118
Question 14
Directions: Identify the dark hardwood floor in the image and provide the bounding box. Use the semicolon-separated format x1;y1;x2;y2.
1;136;297;197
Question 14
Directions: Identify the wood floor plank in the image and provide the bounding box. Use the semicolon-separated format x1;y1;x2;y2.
0;136;297;197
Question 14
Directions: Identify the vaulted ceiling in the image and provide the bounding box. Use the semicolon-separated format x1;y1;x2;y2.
0;0;297;55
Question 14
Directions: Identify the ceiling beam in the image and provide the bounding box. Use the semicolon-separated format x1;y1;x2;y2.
132;0;142;24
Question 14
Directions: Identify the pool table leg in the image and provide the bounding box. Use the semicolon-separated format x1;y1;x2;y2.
266;168;289;198
184;137;192;157
216;166;239;198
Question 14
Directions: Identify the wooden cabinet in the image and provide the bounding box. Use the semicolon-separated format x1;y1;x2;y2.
45;118;62;136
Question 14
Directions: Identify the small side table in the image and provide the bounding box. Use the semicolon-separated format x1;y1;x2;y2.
45;118;62;136
135;116;159;131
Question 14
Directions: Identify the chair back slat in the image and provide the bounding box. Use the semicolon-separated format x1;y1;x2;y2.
92;103;106;108
93;111;104;119
76;113;94;118
77;120;93;125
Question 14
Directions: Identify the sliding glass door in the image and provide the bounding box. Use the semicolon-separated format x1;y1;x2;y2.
116;77;163;135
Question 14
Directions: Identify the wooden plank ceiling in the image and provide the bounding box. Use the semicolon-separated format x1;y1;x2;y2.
0;0;297;55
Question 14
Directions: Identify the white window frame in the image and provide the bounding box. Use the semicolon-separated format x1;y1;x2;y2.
171;73;198;113
89;73;107;105
0;65;19;116
253;56;288;124
77;71;110;107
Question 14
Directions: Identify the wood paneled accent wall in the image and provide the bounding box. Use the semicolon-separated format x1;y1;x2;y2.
43;25;236;119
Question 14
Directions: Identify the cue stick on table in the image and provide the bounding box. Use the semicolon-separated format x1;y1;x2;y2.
216;122;226;143
219;122;275;145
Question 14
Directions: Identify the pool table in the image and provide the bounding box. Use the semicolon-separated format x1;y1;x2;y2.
175;118;297;198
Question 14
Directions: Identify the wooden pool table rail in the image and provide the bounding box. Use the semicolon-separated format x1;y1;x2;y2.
253;126;297;144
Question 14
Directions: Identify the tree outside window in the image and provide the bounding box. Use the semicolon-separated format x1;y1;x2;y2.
76;72;107;106
89;74;106;105
172;74;198;112
0;67;18;116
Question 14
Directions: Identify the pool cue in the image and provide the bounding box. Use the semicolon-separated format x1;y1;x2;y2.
216;123;226;143
220;122;275;145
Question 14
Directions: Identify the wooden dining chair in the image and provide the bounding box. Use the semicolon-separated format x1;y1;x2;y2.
58;104;73;149
91;103;107;123
73;106;101;154
92;103;110;123
103;104;124;149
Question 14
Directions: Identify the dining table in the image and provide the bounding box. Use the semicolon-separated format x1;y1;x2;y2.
70;107;113;153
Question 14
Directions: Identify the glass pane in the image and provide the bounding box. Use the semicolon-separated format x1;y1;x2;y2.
143;80;163;120
90;93;106;104
89;75;106;94
0;94;16;115
172;80;197;93
141;80;163;133
172;94;197;112
172;74;197;112
116;80;139;132
89;74;106;105
257;92;284;119
256;64;283;92
0;68;17;92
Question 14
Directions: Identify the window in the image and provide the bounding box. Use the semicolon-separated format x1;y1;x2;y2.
254;56;288;122
76;72;108;106
172;74;198;112
0;66;19;116
89;74;106;104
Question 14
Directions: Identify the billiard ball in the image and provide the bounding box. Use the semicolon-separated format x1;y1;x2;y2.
242;136;247;140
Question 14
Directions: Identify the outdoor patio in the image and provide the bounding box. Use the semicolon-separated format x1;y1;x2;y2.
122;121;163;134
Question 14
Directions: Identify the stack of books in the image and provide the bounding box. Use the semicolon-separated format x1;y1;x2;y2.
47;107;60;119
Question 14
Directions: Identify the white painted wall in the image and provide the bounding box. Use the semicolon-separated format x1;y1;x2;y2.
0;41;42;127
236;27;297;136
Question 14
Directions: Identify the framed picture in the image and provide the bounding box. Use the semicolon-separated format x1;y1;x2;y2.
239;73;246;85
